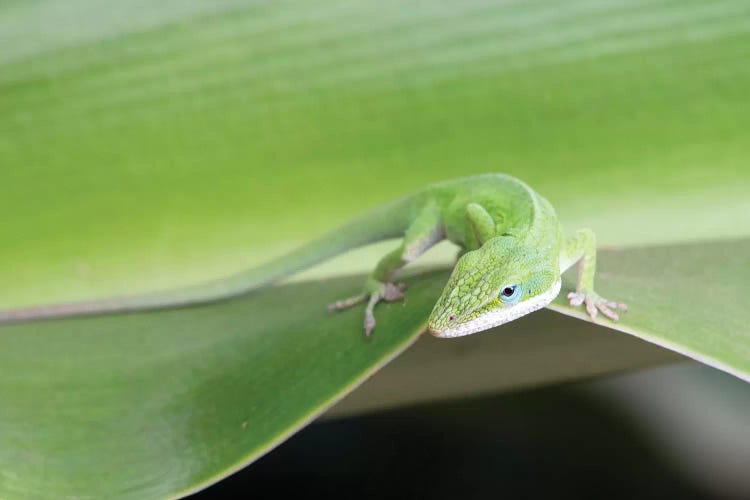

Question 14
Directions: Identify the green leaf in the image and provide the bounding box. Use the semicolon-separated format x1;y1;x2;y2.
550;238;750;384
2;0;750;497
0;239;746;497
0;273;431;498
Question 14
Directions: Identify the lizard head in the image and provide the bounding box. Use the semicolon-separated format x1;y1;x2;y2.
427;236;560;338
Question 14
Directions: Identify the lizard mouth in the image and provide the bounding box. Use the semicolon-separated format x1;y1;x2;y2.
427;280;561;338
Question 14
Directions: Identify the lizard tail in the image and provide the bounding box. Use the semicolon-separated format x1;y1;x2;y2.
0;194;424;325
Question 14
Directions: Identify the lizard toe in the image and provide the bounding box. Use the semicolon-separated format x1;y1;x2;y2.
596;302;619;321
585;299;598;320
569;291;625;322
567;291;585;307
364;310;376;337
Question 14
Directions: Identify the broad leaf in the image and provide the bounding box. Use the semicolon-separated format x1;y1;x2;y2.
2;0;749;497
0;239;747;497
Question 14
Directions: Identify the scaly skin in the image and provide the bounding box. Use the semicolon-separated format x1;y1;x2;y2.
330;173;626;336
0;174;625;336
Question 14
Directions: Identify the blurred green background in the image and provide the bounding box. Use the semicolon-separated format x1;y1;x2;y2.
3;0;749;310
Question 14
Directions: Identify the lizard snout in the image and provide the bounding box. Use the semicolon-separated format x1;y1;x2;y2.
426;311;457;337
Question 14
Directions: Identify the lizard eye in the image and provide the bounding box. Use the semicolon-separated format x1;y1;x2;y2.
499;285;521;304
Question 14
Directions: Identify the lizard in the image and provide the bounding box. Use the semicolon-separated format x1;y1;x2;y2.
0;173;626;336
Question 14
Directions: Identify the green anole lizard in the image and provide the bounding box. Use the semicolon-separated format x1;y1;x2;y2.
0;174;626;336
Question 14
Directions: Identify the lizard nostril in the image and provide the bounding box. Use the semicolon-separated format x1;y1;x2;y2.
449;315;455;321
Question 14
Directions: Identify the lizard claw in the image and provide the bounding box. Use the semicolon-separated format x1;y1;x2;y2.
567;291;627;322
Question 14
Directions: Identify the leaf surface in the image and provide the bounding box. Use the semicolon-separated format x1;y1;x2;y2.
2;0;749;497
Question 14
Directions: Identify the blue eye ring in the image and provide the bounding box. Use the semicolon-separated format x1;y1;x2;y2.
499;285;521;304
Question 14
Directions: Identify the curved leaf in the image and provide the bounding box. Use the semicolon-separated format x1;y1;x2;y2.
549;238;750;383
0;273;432;498
2;0;750;497
0;239;747;497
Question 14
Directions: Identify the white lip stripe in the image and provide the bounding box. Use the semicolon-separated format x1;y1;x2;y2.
431;280;562;338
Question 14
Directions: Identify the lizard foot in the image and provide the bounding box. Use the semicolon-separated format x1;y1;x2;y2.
328;282;407;337
567;291;627;322
381;282;406;302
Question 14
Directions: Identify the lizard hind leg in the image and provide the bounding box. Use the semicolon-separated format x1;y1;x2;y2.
328;202;444;337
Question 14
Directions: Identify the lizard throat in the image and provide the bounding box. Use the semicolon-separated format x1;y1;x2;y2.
429;280;562;338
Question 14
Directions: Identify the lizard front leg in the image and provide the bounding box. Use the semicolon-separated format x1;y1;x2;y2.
561;228;627;321
329;202;443;336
